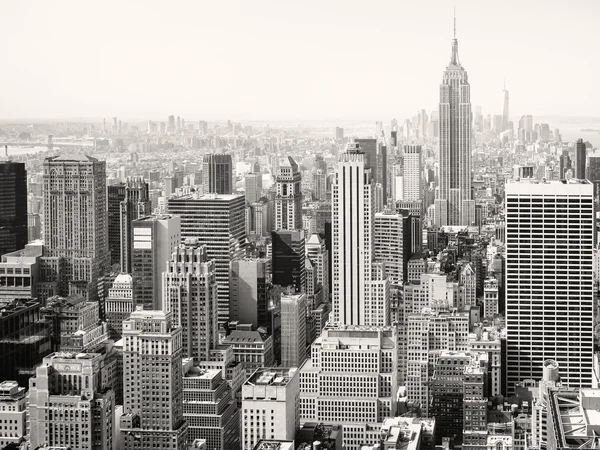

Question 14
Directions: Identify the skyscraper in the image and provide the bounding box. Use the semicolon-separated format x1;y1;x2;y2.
280;292;307;368
332;143;390;326
0;161;27;257
403;145;422;202
272;230;306;293
274;156;302;230
298;325;398;450
106;273;134;338
28;352;115;450
229;257;271;329
502;81;509;131
245;172;263;205
436;21;474;226
576;138;587;179
505;179;594;394
167;193;246;324
121;308;188;450
131;214;181;310
203;154;233;195
163;242;219;361
305;233;329;302
119;178;151;273
108;183;127;266
182;363;239;450
39;155;110;304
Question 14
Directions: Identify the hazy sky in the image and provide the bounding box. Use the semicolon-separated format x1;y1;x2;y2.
2;0;599;121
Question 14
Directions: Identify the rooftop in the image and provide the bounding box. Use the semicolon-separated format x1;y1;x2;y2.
252;440;294;450
245;368;296;387
47;154;98;162
223;329;269;344
169;192;243;201
134;214;178;222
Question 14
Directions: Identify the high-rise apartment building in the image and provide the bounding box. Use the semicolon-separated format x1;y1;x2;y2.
105;273;134;338
120;308;188;450
163;242;219;361
272;230;306;293
576;138;587;179
280;292;307;368
40;155;110;303
274;157;302;230
183;362;239;450
505;180;594;394
332;143;390;326
0;161;27;257
167;193;246;324
436;27;474;226
242;368;300;450
245;172;263;205
28;352;115;450
203;154;233;195
403;145;422;202
299;325;398;450
131;214;181;311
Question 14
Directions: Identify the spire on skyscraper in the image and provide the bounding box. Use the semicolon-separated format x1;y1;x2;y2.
451;8;460;66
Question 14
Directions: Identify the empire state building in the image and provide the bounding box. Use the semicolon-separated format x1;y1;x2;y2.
435;22;474;226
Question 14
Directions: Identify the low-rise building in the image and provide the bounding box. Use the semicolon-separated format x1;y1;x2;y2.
222;328;274;377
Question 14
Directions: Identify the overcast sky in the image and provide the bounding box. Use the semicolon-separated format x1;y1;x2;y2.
1;0;599;121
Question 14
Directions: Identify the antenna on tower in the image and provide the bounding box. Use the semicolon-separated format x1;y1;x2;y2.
454;6;456;39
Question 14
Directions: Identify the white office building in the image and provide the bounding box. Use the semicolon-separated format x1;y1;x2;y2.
332;143;390;326
505;179;594;394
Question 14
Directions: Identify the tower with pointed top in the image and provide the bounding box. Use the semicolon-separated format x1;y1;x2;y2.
503;80;510;132
435;16;474;226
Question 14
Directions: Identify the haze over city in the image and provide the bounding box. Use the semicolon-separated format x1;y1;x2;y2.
2;0;600;121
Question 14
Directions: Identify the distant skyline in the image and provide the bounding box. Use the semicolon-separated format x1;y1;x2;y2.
2;0;599;120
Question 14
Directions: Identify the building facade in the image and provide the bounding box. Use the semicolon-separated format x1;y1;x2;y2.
163;242;219;362
332;144;390;326
436;30;474;226
28;352;115;450
120;308;188;450
203;154;233;195
505;180;594;394
167;193;246;325
298;325;398;450
280;292;307;369
0;161;27;257
40;155;110;304
241;368;300;450
274;157;302;231
131;214;181;311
